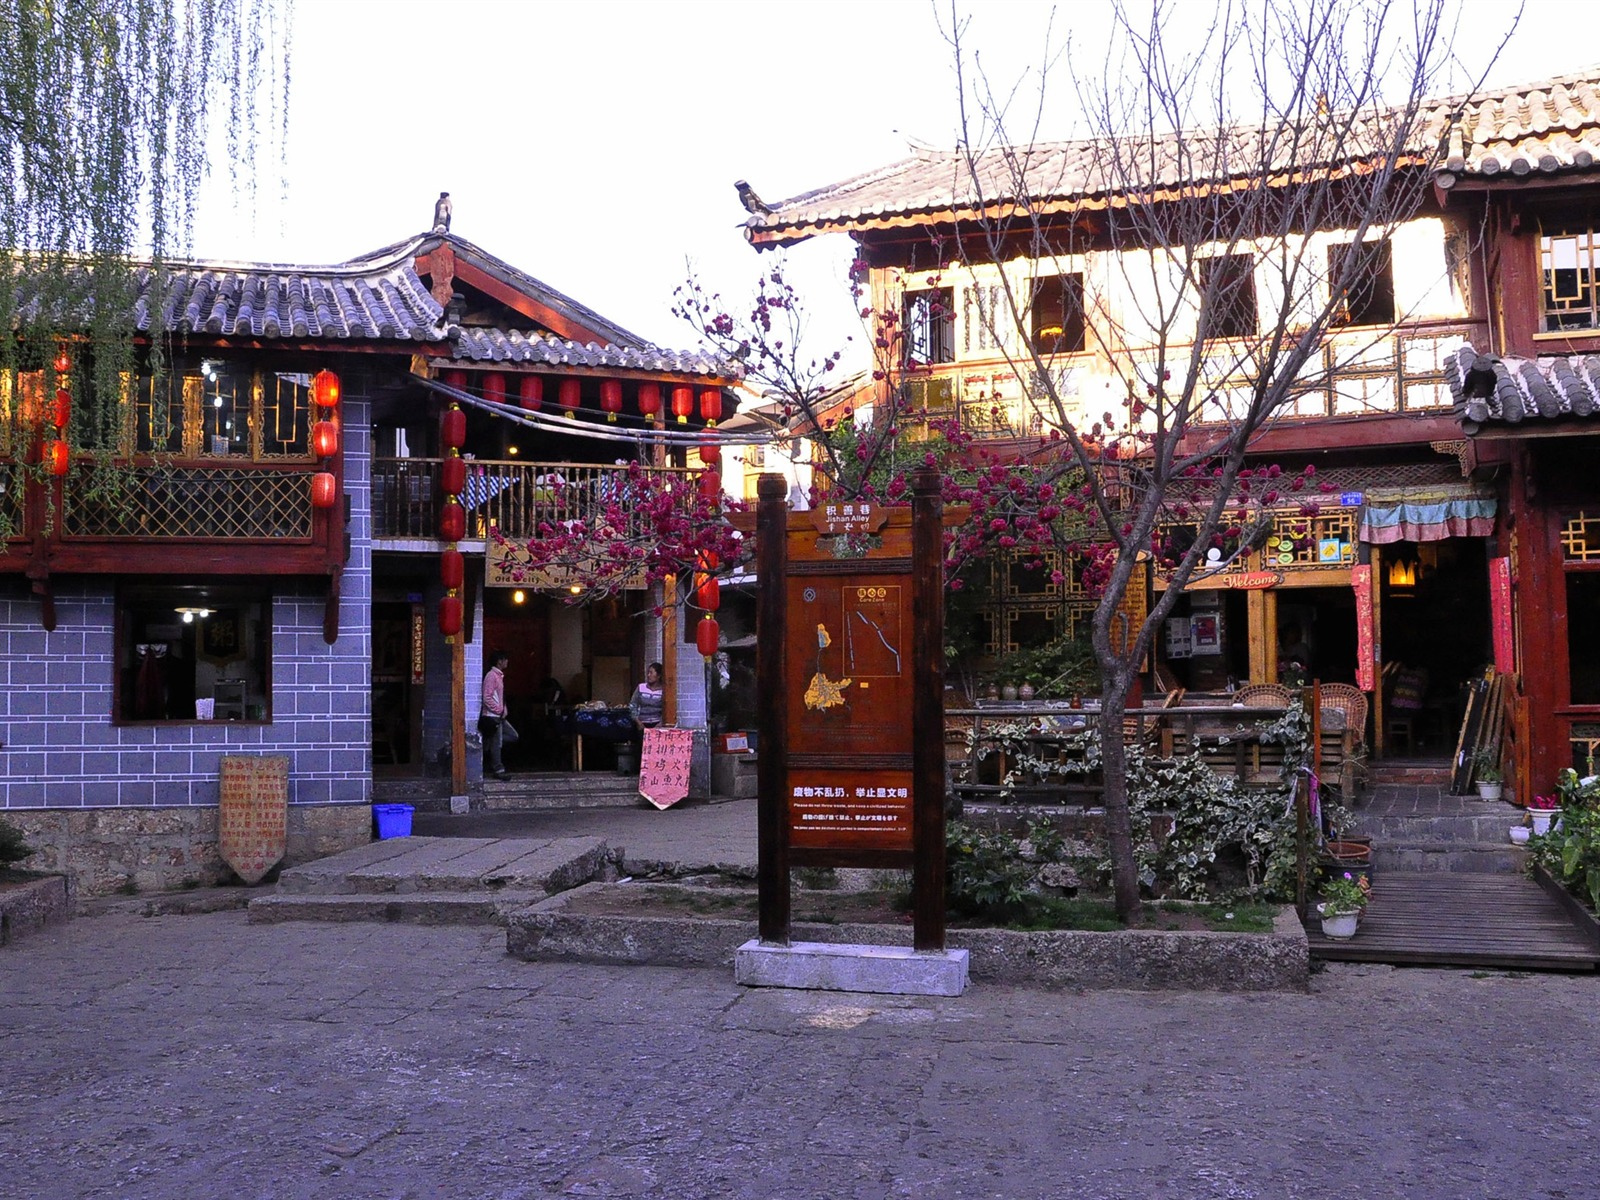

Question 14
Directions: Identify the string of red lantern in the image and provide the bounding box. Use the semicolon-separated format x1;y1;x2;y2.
309;370;342;510
699;388;722;427
671;386;694;425
637;384;661;421
599;380;623;423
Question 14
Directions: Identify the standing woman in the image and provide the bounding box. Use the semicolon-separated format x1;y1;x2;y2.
480;650;512;780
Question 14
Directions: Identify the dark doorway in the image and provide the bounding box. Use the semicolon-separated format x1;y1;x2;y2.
373;602;421;773
483;591;556;770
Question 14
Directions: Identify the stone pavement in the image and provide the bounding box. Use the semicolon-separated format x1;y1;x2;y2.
4;911;1600;1199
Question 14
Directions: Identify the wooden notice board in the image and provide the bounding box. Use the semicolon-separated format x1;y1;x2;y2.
750;471;962;951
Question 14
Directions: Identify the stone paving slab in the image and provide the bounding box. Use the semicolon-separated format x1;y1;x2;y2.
5;912;1600;1200
248;891;535;926
275;836;449;893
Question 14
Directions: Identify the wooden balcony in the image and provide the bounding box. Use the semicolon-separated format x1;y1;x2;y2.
372;458;697;542
0;458;343;576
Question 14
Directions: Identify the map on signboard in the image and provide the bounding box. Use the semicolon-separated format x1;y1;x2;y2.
804;624;853;711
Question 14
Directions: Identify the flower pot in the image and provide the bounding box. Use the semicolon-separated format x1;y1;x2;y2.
1001;682;1019;702
1477;782;1503;801
1323;840;1372;883
1509;826;1530;845
1318;905;1360;940
1530;809;1555;836
1018;682;1036;702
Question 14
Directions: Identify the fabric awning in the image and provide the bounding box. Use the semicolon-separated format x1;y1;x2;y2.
1358;486;1496;544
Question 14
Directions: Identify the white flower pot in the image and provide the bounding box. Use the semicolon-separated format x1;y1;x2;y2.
1477;782;1503;801
1318;906;1360;940
1530;810;1555;836
1509;826;1530;845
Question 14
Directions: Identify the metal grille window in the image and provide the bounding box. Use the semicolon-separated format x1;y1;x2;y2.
1541;222;1600;332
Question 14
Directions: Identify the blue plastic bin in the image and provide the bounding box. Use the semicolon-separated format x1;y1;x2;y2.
373;803;414;839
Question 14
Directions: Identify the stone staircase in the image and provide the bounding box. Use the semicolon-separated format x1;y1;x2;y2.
480;772;644;811
246;834;619;926
1355;761;1528;875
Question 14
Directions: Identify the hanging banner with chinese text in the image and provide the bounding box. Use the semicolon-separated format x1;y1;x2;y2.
1490;556;1514;675
1352;564;1375;692
639;727;693;810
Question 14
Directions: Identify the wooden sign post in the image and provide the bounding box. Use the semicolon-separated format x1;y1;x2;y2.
753;470;952;953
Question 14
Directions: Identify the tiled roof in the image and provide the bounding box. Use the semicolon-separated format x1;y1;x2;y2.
1437;67;1600;188
745;67;1600;245
119;232;736;378
1444;344;1600;430
448;326;732;377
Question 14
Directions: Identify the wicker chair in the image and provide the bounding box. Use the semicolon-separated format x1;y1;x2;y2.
1318;683;1369;746
1234;683;1293;707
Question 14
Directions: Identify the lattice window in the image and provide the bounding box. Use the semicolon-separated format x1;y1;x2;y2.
134;363;311;460
0;463;23;537
1541;221;1600;332
1560;512;1600;562
1265;506;1358;567
64;466;314;539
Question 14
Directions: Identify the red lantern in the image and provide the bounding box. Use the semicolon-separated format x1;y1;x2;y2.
51;388;71;430
310;471;337;509
519;375;544;411
53;349;71;375
439;499;466;542
45;439;69;476
671;386;694;425
559;378;581;418
441;407;466;450
441;455;466;495
699;469;723;501
438;594;463;637
443;369;468;391
637;384;661;420
311;369;341;408
696;614;720;659
696;572;720;612
483;372;506;406
599;380;623;422
698;439;721;467
699;388;723;426
311;420;340;458
697;549;720;571
440;548;464;591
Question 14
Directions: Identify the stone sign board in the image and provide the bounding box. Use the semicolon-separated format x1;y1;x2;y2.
218;755;289;884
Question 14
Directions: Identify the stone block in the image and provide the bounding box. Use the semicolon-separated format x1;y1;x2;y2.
735;939;970;997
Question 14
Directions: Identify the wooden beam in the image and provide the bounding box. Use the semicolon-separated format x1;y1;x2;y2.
1247;588;1271;683
451;261;602;345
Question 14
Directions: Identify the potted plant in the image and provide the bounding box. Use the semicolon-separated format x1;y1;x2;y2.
1475;750;1504;801
1528;793;1559;836
1316;871;1370;940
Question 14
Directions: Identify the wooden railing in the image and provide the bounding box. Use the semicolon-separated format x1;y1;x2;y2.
371;458;697;541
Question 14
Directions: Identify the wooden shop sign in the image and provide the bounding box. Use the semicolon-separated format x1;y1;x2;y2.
1223;571;1284;590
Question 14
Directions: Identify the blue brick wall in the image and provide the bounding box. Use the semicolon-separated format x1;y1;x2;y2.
0;388;373;814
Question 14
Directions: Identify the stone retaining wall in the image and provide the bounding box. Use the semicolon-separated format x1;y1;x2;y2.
5;805;370;898
0;873;73;945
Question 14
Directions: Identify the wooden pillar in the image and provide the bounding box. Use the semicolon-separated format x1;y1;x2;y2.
755;473;790;945
1247;589;1271;682
911;469;947;952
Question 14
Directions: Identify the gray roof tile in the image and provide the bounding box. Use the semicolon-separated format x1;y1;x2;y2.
1446;344;1600;429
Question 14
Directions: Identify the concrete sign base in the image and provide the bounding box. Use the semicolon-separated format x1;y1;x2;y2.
735;939;969;997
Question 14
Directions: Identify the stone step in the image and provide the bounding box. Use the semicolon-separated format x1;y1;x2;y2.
1355;812;1525;844
247;891;538;926
480;774;644;811
1368;765;1454;786
274;835;612;896
1372;843;1529;874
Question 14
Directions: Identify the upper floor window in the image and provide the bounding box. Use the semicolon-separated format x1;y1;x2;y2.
1328;242;1395;327
1031;273;1086;354
903;287;955;366
1198;254;1258;340
137;360;315;458
1541;222;1600;332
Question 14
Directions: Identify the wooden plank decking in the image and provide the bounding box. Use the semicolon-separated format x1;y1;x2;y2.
1308;871;1600;971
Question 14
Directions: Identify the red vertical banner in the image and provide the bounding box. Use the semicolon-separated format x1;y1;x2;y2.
1490;555;1514;674
1352;564;1375;692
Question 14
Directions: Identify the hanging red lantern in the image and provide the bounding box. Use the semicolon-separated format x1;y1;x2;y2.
599;380;623;422
697;439;721;467
439;499;466;542
482;372;506;406
51;388;71;430
696;614;720;659
440;407;466;450
696;572;720;612
53;349;71;375
697;549;720;571
699;388;723;426
45;439;70;476
519;375;544;411
671;386;694;425
558;378;581;418
637;383;661;420
438;594;463;637
311;420;340;458
441;455;466;495
311;369;341;408
440;547;464;591
443;369;468;391
310;472;338;509
698;469;723;501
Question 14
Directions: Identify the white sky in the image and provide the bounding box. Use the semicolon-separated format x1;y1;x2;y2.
190;0;1565;371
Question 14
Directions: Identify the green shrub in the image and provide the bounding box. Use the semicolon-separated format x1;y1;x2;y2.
0;818;32;867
